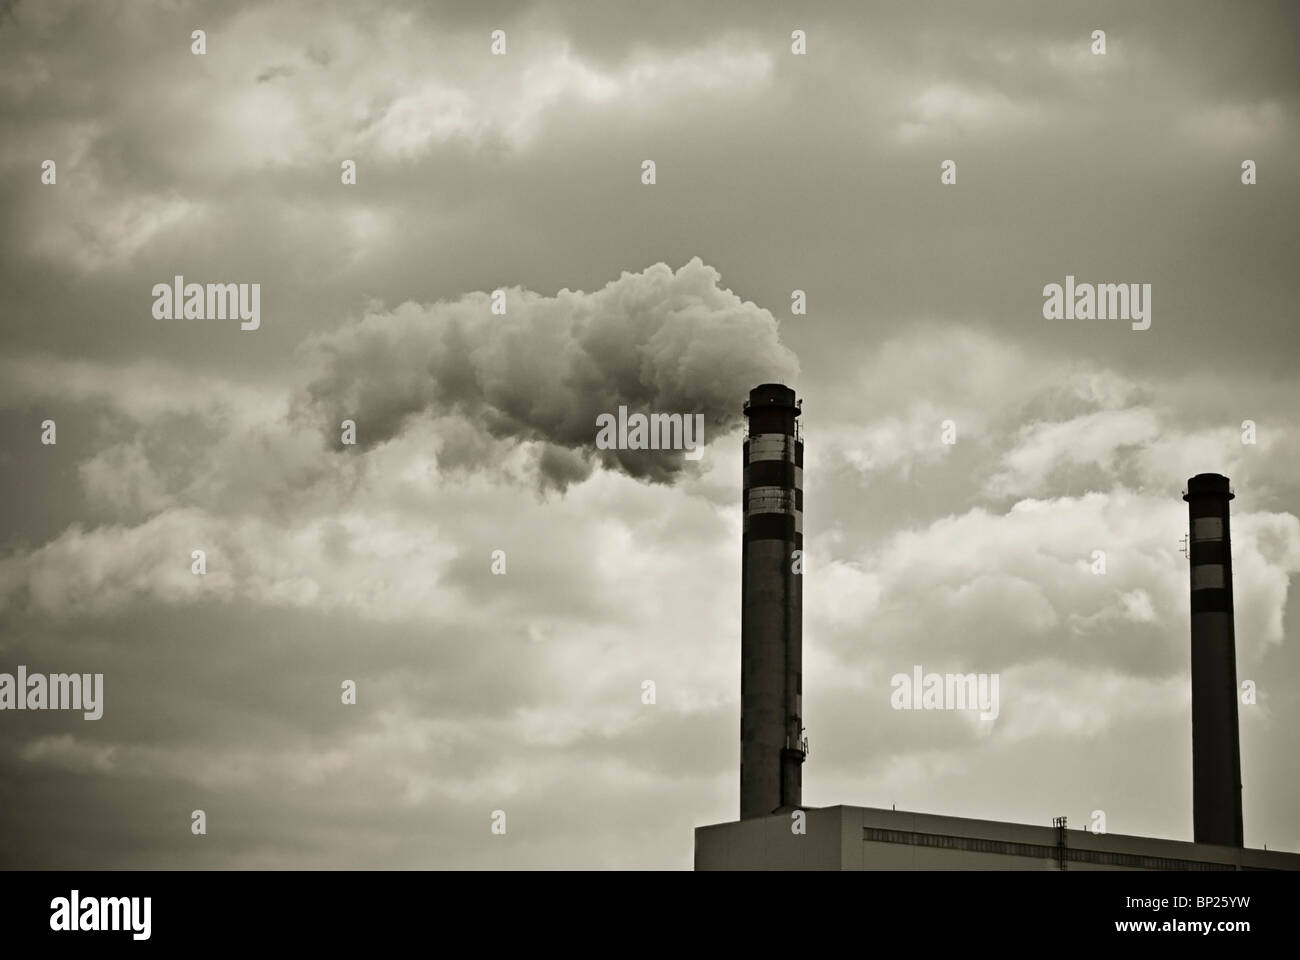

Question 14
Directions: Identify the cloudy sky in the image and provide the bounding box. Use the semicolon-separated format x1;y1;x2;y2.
1;0;1298;868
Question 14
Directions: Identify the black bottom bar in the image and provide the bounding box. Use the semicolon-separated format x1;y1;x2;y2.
1;869;1294;946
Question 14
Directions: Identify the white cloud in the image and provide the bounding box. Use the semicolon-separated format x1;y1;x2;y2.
987;407;1162;497
895;83;1044;142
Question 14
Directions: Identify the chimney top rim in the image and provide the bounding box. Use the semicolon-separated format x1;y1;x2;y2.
744;383;800;416
1183;473;1234;501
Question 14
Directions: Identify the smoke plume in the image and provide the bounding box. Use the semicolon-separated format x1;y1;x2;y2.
300;258;800;487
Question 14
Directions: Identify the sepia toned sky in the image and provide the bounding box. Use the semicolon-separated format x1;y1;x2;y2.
1;0;1298;867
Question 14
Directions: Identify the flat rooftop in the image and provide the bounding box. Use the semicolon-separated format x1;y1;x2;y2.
695;805;1300;871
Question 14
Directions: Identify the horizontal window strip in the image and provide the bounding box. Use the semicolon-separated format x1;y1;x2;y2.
862;827;1237;871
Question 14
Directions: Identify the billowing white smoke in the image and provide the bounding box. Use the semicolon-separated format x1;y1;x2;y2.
299;258;800;487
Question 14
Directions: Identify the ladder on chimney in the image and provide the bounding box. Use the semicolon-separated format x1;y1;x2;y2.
1053;816;1069;871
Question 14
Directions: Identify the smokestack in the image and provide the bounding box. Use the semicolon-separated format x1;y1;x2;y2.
1183;473;1244;847
740;383;805;818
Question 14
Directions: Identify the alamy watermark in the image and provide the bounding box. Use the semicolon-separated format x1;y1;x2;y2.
0;666;103;719
50;891;150;940
595;406;704;460
890;665;999;722
1043;275;1150;331
152;276;260;331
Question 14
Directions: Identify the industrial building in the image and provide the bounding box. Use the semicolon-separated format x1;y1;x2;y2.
696;383;1300;871
696;806;1300;871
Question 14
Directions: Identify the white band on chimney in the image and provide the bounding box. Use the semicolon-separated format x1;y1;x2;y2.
1191;564;1225;590
1192;517;1224;541
747;486;796;516
747;434;797;463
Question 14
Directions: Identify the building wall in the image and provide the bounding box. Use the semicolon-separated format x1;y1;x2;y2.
695;807;842;870
695;806;1300;871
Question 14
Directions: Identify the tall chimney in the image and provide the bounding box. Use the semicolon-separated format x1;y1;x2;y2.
740;383;805;818
1183;473;1244;847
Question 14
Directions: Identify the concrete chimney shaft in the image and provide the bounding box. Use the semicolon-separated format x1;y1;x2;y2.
740;384;804;819
1183;473;1244;847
